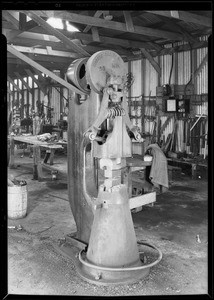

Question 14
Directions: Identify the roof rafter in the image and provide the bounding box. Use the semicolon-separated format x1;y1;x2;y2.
20;10;90;57
123;11;135;32
140;48;161;75
2;10;19;29
19;12;38;31
91;26;100;42
7;76;22;93
25;69;47;93
124;40;208;61
5;29;23;41
10;45;81;59
36;10;185;41
5;26;159;51
14;71;32;92
83;10;103;33
144;13;199;44
145;11;212;27
7;44;87;95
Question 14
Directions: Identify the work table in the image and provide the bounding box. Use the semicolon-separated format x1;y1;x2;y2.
126;155;152;168
9;134;64;149
8;134;64;181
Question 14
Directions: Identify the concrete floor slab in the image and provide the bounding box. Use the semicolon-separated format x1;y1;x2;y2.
7;149;208;296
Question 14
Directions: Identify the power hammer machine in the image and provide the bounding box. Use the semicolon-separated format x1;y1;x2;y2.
64;50;162;285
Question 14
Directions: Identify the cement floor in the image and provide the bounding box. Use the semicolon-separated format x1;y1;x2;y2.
7;149;208;296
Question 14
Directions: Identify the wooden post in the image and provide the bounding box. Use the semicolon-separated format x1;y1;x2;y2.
26;76;29;118
60;71;64;118
9;136;15;168
33;145;44;180
49;149;55;165
192;163;197;179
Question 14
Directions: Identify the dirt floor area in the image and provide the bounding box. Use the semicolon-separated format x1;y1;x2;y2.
6;149;208;296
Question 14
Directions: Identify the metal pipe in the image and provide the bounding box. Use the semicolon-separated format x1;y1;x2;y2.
81;137;97;209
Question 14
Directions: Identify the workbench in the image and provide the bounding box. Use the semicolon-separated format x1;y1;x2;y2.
8;135;63;181
167;157;207;179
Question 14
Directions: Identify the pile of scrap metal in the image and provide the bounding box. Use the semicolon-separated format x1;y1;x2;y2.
36;133;58;142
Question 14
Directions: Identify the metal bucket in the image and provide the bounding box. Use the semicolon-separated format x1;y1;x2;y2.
8;185;28;219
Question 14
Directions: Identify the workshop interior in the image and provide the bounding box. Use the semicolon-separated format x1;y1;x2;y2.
4;8;211;296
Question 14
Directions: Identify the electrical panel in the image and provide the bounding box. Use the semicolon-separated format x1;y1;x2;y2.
164;98;190;114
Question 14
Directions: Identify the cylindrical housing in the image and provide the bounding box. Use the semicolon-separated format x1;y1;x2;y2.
66;58;90;94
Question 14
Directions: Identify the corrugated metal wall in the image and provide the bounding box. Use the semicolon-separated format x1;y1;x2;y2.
128;36;208;156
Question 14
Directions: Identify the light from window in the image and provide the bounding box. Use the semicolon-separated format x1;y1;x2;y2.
66;21;79;32
47;17;64;29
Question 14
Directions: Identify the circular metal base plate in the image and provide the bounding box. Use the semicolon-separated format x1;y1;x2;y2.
75;251;150;286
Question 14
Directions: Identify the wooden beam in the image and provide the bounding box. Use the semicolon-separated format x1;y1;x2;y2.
39;10;185;41
129;192;156;209
31;68;49;84
9;45;80;59
91;27;100;42
194;54;208;78
153;14;199;44
19;12;26;30
123;11;135;32
7;44;86;95
7;53;72;66
147;42;163;52
11;36;64;49
25;69;46;93
2;11;19;29
140;48;161;75
7;76;22;93
69;32;156;51
21;11;90;56
124;40;208;61
145;11;212;27
83;11;103;33
19;13;38;31
43;34;53;55
14;72;32;92
10;43;132;58
2;20;16;30
7;27;157;51
5;29;23;41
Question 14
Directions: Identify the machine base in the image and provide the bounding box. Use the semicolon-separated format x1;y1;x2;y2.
77;250;150;286
54;238;162;286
